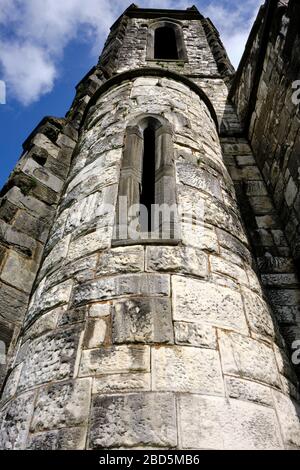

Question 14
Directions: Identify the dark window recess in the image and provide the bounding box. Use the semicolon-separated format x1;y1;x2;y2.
154;27;179;60
294;257;300;280
140;126;156;232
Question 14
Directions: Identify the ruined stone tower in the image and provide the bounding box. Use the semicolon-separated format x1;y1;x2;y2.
1;1;300;450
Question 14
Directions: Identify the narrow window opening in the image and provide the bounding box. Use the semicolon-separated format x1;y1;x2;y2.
154;26;179;60
140;126;156;232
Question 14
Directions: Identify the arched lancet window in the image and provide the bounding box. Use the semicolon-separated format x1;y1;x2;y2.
154;26;179;60
140;124;156;232
147;20;187;62
114;115;179;243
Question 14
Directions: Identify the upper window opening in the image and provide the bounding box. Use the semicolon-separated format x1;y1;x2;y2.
146;20;188;62
154;26;179;60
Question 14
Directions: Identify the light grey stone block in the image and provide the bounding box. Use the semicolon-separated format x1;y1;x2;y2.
18;326;82;391
225;376;273;407
178;395;283;449
79;345;150;377
172;276;248;333
174;322;217;349
31;379;92;432
112;298;173;344
93;373;151;394
146;246;207;277
152;346;224;395
242;287;277;340
0;250;36;294
89;393;177;449
0;391;36;450
97;246;144;276
218;331;281;388
272;391;300;448
27;427;86;450
73;274;170;306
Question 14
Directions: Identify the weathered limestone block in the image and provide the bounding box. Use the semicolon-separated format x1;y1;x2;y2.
176;162;223;201
66;151;120;193
1;363;23;404
83;318;109;349
41;235;71;277
216;228;251;263
43;254;97;291
31;133;60;158
26;279;73;326
93;373;151;394
18;326;82;391
56;134;76;150
89;303;111;318
46;209;69;251
0;221;36;256
23;307;62;341
242;287;277;340
97;246;144;276
30;378;91;432
273;344;298;387
261;273;299;288
181;222;219;252
112;298;173;344
27;427;86;450
72;274;170;306
273;391;300;449
0;281;28;323
79;345;150;377
61;174;117;214
70;225;113;258
152;346;224;395
3;187;53;221
225;376;273;407
174;322;217;349
178;395;282;450
172;276;248;333
245;266;263;295
64;191;113;239
13;211;49;243
58;306;86;327
22;159;64;193
209;255;248;286
268;289;300;306
204;197;247;244
67;228;113;262
89;393;177;449
146;246;207;277
0;391;36;450
218;331;281;388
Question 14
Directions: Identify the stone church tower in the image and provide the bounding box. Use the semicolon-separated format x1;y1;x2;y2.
0;1;300;450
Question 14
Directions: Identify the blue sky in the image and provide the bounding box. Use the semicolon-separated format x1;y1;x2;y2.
0;0;263;189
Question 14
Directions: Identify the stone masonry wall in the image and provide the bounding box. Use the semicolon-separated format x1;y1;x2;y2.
1;76;299;449
0;118;76;388
0;67;107;389
231;0;300;264
221;136;300;378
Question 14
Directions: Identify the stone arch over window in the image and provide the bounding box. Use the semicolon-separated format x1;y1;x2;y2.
147;20;187;61
113;114;179;244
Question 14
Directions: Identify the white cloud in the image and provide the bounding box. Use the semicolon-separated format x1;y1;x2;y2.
0;0;263;105
0;40;56;105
